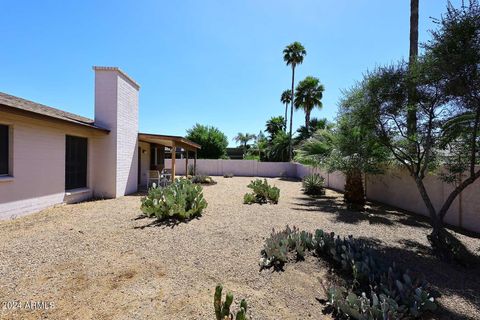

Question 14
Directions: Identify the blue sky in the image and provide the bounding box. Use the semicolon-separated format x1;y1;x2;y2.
0;0;461;146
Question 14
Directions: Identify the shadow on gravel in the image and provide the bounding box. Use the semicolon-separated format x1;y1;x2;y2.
288;191;480;319
132;214;200;229
374;240;480;320
315;235;480;320
291;194;431;229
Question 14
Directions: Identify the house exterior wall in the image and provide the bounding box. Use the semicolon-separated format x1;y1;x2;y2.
138;141;151;187
0;110;103;219
93;68;139;198
115;75;139;196
91;71;118;198
0;67;141;219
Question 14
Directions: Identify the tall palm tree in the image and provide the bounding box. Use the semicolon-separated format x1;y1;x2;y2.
233;132;257;158
283;42;307;161
294;76;324;133
280;89;292;131
407;0;419;138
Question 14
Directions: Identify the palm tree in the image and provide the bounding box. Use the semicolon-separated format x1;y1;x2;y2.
294;76;324;133
283;41;307;161
266;131;290;162
265;116;285;141
280;89;292;131
295;117;333;144
233;133;256;158
407;0;419;138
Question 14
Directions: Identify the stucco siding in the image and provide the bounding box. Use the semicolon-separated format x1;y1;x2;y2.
0;111;99;219
92;71;118;198
115;74;139;196
93;69;139;197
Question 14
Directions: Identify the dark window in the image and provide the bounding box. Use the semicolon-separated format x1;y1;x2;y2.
0;125;8;175
65;135;87;189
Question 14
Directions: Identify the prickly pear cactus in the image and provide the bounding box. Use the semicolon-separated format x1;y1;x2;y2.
140;179;207;221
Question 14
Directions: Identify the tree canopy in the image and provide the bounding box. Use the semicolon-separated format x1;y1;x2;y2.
186;124;228;159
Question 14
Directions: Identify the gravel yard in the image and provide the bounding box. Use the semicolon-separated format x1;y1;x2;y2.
0;177;479;320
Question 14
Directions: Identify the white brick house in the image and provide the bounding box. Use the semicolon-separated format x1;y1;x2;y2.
0;67;200;219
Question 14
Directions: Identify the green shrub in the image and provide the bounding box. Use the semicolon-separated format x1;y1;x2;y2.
191;174;216;185
259;226;437;319
214;284;248;320
243;193;256;204
140;179;207;220
243;179;280;204
302;173;325;195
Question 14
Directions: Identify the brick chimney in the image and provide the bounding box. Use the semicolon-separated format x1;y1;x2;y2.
92;66;140;198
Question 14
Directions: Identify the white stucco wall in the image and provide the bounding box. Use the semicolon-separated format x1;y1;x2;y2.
93;67;139;198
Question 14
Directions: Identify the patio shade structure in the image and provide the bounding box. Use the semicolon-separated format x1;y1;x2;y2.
138;133;201;178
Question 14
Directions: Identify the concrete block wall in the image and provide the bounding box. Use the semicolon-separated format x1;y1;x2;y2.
168;159;480;233
165;159;298;177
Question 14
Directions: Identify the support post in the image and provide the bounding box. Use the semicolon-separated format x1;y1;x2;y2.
194;151;197;175
171;143;176;179
185;150;189;177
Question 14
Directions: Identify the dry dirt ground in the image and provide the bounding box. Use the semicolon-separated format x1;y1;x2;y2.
0;177;479;320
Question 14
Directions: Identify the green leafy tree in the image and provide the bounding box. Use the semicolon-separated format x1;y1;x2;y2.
280;89;292;131
363;0;480;261
251;131;268;161
283;41;307;161
233;132;257;158
186;124;228;159
294;76;325;133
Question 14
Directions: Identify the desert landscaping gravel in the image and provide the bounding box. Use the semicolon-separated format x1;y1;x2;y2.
0;177;479;319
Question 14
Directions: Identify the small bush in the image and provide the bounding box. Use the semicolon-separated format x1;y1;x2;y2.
243;193;256;204
140;179;207;220
302;173;325;195
259;226;437;319
214;284;249;320
191;174;216;185
243;179;280;204
223;173;234;178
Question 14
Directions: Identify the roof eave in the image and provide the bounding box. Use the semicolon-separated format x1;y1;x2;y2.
0;104;110;134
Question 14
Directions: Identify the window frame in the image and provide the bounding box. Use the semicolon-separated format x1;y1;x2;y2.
0;123;12;177
65;135;88;190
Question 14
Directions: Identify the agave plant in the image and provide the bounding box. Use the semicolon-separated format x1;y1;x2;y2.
302;173;325;195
